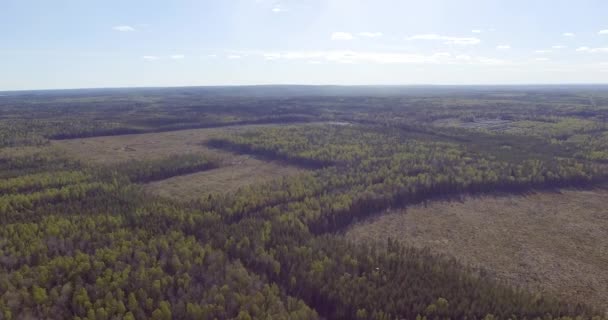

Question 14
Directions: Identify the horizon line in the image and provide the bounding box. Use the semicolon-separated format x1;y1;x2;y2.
3;83;608;94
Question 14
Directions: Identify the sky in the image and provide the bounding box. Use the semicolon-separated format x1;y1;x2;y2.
2;0;608;90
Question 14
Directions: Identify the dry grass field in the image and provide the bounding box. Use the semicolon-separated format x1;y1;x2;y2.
51;124;308;200
51;124;279;164
142;156;305;200
0;145;56;158
344;189;608;310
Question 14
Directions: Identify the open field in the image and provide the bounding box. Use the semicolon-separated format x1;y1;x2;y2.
142;156;305;200
51;124;309;199
0;145;56;158
51;124;287;165
344;189;608;310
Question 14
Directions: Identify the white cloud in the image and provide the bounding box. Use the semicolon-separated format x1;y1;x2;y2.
477;57;506;65
245;50;506;66
562;32;575;37
271;7;286;13
170;54;185;60
576;46;608;53
142;55;159;61
534;50;552;54
263;53;281;60
331;32;355;40
471;29;482;33
358;32;383;38
535;57;550;61
496;45;511;50
113;25;135;32
206;54;218;58
406;34;481;45
227;54;242;59
599;30;608;35
551;45;566;49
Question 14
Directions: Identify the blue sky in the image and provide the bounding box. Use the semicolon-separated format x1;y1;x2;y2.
2;0;608;90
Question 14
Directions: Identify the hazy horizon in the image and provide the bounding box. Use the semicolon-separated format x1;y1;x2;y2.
5;83;608;96
3;0;608;90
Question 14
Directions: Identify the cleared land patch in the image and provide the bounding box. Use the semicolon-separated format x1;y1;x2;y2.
51;124;309;199
142;156;305;200
344;189;608;310
51;125;280;164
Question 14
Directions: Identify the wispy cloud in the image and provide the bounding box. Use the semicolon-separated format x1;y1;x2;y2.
331;32;355;40
271;7;286;13
358;32;383;38
599;30;608;35
471;29;482;33
263;53;281;60
113;25;135;32
406;34;480;45
496;45;511;50
534;50;552;54
562;32;575;37
227;54;242;59
206;54;218;58
576;46;608;53
551;45;566;49
257;50;446;64
535;57;550;61
241;50;507;66
142;55;159;61
170;54;185;60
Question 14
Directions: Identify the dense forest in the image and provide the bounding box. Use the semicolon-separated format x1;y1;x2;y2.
1;86;608;319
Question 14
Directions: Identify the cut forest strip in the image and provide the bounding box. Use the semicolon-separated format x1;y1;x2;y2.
51;124;312;200
51;124;286;165
142;156;306;201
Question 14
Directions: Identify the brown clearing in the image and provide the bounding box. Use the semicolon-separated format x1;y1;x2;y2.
51;124;285;165
51;124;308;200
344;189;608;310
141;156;305;200
0;145;56;159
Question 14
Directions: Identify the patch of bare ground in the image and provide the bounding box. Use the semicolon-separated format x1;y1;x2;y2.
343;189;608;311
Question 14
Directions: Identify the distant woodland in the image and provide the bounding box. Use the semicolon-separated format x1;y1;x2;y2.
1;86;608;319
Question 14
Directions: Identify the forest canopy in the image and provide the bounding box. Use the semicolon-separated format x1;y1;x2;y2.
1;86;608;319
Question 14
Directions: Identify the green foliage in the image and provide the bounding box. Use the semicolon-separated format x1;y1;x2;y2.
1;87;608;319
110;153;221;183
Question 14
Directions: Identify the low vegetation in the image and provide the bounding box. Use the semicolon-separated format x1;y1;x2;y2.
344;189;608;310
